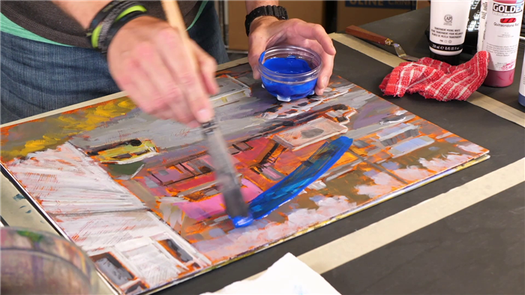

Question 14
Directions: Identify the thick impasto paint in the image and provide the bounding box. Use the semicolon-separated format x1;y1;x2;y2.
0;64;489;295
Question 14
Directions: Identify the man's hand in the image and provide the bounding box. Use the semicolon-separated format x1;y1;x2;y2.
248;16;336;96
107;16;218;126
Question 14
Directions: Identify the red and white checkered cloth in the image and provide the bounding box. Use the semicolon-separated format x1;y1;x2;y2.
379;51;489;101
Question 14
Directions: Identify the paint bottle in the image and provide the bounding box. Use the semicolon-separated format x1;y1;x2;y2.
478;0;489;51
429;0;472;65
478;0;524;87
519;53;525;106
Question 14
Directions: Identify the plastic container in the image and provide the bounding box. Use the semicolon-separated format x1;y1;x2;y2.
1;227;100;294
258;45;321;102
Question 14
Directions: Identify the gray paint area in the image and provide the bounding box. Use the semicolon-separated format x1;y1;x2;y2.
69;71;410;167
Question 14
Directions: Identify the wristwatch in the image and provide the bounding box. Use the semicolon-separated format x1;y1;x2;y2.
245;5;289;36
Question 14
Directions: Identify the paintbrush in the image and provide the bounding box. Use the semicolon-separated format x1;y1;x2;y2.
160;0;252;227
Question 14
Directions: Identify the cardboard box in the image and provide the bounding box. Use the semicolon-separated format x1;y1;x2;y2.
228;1;326;51
416;0;431;9
337;1;411;30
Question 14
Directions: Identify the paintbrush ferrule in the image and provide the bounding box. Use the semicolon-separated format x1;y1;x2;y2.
201;118;253;227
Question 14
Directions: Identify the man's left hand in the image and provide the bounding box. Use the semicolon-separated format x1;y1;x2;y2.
247;17;336;96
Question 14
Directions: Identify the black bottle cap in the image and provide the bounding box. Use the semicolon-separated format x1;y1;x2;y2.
430;52;460;66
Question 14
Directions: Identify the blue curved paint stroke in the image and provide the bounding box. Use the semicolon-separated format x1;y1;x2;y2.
246;136;353;222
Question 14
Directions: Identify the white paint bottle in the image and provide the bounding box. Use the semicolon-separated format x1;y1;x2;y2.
429;0;473;65
478;0;524;87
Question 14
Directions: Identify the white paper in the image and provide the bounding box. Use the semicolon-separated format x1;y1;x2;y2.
201;253;341;295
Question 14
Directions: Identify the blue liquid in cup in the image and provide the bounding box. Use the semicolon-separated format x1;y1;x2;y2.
264;56;312;74
261;56;318;102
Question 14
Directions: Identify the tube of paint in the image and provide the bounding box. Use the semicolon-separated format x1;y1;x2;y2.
478;0;524;87
429;0;472;65
519;52;525;106
477;0;489;52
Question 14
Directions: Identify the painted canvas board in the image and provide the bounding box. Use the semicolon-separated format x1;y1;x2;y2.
0;63;489;295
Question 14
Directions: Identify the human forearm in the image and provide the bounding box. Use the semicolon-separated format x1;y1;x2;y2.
52;1;110;29
245;0;279;14
55;1;217;125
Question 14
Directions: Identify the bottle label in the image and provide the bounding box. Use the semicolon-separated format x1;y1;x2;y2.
429;40;464;52
429;0;471;56
482;0;524;71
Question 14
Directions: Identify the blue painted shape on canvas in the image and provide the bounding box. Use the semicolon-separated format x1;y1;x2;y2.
248;136;353;221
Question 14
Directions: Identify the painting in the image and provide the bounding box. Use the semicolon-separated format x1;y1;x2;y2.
0;63;489;295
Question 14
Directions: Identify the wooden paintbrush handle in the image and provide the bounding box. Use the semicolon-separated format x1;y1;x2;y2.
345;25;393;46
160;0;200;77
161;0;188;37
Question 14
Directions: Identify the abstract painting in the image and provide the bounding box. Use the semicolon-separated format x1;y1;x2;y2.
0;63;489;295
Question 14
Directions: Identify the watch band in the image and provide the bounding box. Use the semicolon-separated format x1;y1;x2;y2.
245;5;289;36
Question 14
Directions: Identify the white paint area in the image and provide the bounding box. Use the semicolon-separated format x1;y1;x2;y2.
5;142;213;291
7;142;145;214
58;211;211;289
419;154;474;172
458;143;488;154
356;172;404;198
394;166;434;182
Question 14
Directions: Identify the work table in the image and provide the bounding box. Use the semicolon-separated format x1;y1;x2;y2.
1;7;523;295
169;8;524;294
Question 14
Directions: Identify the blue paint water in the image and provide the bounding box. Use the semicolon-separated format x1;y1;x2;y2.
260;55;318;102
264;57;312;74
247;136;353;221
520;93;525;107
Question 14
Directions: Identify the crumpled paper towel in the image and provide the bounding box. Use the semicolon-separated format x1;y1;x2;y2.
200;253;341;295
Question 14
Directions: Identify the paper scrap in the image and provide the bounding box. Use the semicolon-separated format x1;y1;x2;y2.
201;253;340;295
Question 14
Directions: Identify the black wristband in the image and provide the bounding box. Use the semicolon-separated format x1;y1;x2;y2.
87;0;125;36
97;2;140;51
87;1;147;54
98;3;130;47
102;11;147;55
245;5;288;36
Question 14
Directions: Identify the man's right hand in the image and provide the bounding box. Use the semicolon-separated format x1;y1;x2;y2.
107;16;218;127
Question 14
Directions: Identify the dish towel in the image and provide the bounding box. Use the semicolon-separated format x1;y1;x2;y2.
379;51;489;101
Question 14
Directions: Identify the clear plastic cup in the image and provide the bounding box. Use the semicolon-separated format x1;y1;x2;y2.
258;45;322;102
1;227;100;294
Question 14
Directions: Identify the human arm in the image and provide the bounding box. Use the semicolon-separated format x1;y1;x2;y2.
52;1;218;126
245;1;336;95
